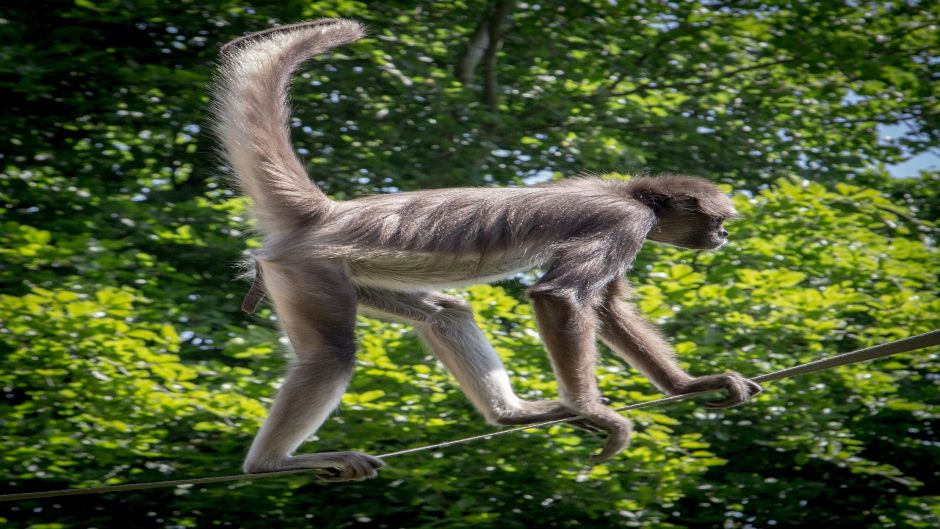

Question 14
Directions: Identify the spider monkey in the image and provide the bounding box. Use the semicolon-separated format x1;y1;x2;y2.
213;19;761;481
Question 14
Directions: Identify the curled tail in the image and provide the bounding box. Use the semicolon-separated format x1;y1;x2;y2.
213;19;366;234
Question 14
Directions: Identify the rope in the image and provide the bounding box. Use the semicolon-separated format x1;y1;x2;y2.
2;330;937;503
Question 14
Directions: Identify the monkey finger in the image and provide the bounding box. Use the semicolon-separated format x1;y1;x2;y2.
705;395;743;409
704;380;746;408
706;377;758;408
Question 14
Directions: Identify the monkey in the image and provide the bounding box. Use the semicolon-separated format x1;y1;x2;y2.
212;19;761;482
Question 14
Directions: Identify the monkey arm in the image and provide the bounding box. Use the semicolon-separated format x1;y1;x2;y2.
530;291;633;462
528;238;641;462
597;279;695;391
598;279;762;408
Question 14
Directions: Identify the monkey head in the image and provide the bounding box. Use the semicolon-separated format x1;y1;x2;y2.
645;205;731;250
626;176;738;250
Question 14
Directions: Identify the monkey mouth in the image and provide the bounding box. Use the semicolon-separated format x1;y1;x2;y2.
697;236;727;250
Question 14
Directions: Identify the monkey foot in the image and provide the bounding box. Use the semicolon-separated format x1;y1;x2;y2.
495;400;632;461
679;371;762;408
244;451;384;482
494;399;616;435
493;399;575;426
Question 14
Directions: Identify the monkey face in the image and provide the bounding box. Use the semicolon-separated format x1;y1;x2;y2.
646;211;729;250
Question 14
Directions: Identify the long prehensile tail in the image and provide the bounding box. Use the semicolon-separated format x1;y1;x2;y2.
213;19;366;234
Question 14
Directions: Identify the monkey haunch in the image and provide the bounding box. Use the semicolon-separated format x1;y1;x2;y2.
213;19;761;482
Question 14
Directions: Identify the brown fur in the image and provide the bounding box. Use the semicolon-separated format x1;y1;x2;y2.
213;19;760;481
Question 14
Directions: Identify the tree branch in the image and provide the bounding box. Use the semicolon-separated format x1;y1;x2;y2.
482;0;512;110
455;10;492;84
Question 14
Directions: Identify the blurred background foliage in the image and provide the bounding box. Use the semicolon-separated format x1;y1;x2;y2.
1;1;938;528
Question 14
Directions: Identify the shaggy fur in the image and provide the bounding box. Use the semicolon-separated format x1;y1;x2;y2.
213;19;759;481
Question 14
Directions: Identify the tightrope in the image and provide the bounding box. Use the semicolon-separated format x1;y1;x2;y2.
2;330;937;503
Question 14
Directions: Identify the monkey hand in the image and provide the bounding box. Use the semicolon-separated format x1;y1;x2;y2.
678;371;762;409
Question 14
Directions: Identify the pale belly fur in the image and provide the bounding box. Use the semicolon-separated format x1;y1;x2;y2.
346;251;542;290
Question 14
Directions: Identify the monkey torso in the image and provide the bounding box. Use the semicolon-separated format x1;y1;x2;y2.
285;179;656;290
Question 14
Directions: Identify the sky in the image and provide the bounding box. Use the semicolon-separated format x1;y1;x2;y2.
887;151;940;178
882;122;940;178
872;101;938;177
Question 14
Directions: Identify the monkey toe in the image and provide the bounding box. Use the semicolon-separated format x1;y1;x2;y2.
316;460;381;482
494;400;576;426
569;408;632;463
278;451;383;482
493;400;623;439
317;463;377;482
566;397;616;433
568;418;606;434
588;421;632;463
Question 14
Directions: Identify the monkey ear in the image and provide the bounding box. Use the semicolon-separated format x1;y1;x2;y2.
631;189;696;213
629;189;671;212
671;194;701;211
626;177;690;213
626;176;738;218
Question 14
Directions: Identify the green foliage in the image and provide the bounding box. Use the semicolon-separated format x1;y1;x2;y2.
1;1;938;528
1;287;265;476
632;178;940;526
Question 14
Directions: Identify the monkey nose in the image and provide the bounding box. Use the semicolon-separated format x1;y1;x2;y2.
719;229;728;238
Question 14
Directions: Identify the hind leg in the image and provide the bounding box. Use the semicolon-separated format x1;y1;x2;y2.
242;260;383;481
356;287;580;426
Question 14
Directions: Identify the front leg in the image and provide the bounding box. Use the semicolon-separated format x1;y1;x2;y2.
598;279;762;408
529;287;633;463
